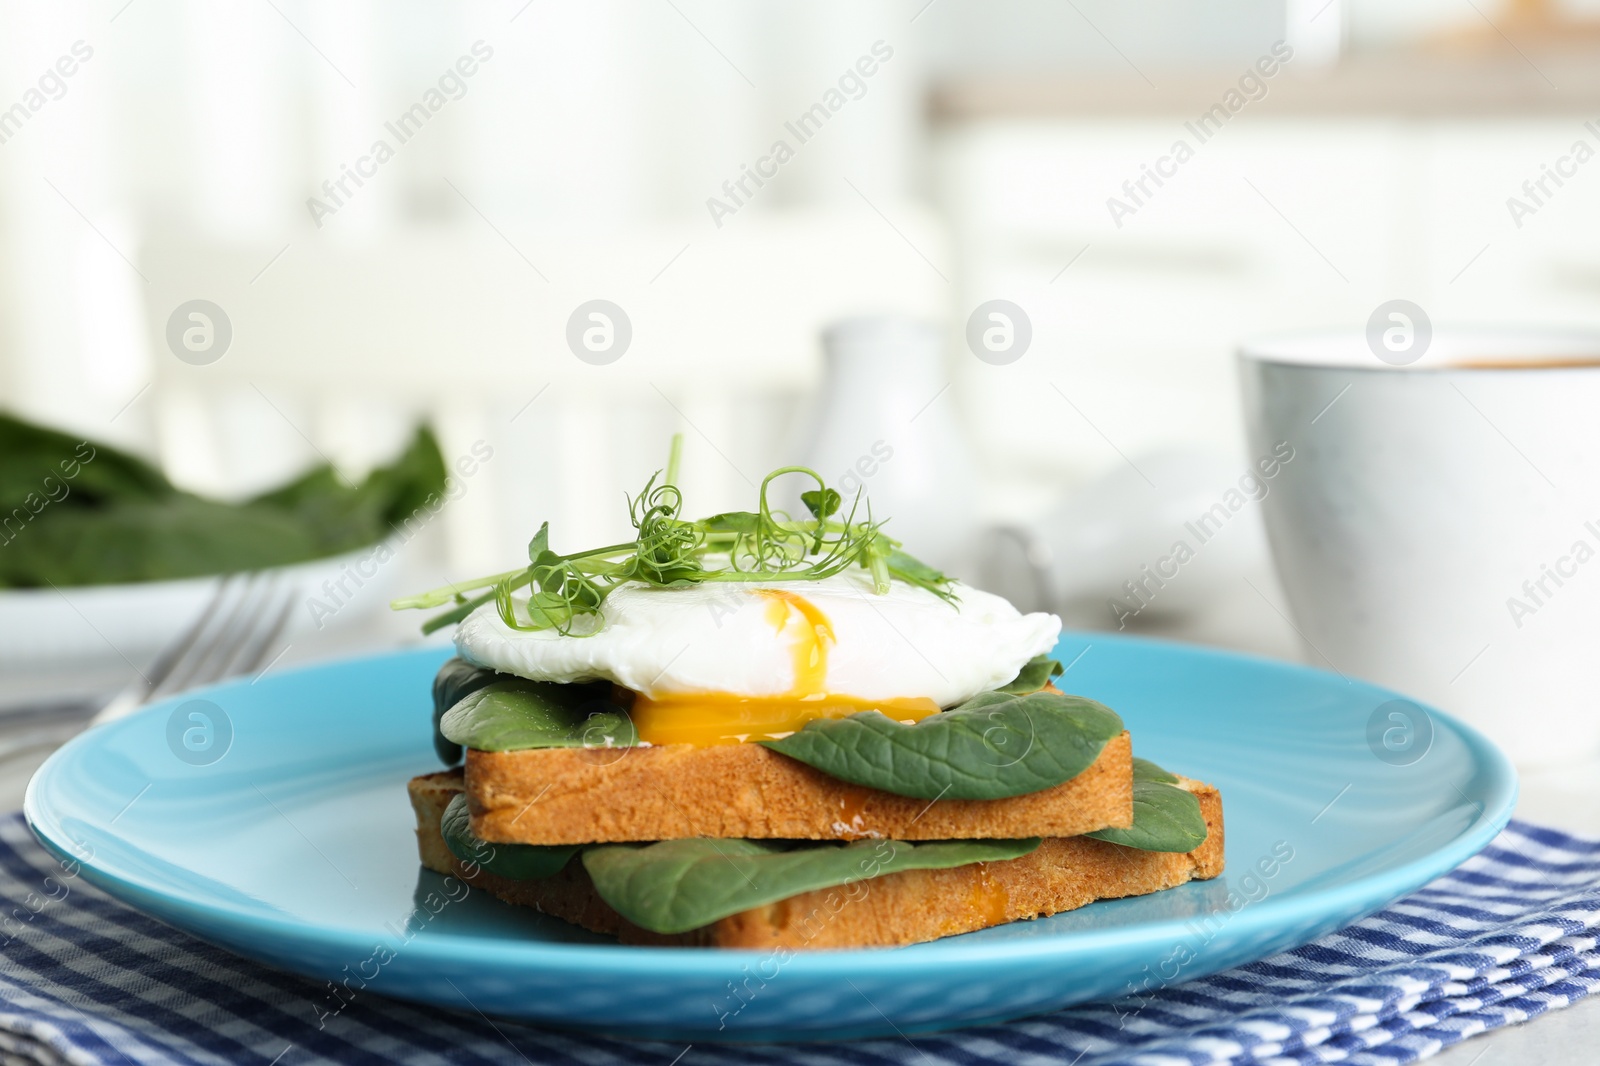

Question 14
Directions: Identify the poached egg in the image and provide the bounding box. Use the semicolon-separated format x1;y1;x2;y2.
455;570;1061;747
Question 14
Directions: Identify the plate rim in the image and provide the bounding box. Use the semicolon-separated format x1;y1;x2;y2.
23;632;1519;981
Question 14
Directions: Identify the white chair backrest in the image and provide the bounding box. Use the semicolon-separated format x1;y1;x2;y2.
139;208;949;567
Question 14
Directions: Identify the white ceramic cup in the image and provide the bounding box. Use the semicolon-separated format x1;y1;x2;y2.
1238;326;1600;768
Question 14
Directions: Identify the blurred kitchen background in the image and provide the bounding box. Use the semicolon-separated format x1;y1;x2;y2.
5;0;1600;808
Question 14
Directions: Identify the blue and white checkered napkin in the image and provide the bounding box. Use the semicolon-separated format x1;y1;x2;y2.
0;813;1596;1066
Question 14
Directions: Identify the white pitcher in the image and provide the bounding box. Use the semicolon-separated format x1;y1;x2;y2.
795;317;981;577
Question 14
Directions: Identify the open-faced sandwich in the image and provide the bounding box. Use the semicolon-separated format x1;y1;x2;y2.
396;437;1223;949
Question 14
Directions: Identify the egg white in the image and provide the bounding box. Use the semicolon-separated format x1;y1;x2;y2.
454;570;1062;707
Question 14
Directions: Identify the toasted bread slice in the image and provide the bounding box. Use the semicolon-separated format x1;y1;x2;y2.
462;730;1133;845
409;766;1223;949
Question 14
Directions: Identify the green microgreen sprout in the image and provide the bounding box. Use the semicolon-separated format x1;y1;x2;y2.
391;434;956;635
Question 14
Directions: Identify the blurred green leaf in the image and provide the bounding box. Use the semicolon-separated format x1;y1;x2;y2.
0;413;171;513
0;415;447;588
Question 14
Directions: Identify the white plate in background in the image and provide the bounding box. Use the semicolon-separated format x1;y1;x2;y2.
0;541;404;684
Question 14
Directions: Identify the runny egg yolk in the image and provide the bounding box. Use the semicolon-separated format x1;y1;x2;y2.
629;588;942;747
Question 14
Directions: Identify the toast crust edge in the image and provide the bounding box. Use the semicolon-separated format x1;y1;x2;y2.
408;765;1224;950
464;730;1135;845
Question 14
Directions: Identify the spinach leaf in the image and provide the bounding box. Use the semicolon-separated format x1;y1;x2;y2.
1129;757;1179;784
247;465;380;559
0;498;326;587
760;690;1123;800
583;835;1040;935
1087;757;1208;853
247;424;448;558
431;658;502;765
439;677;636;752
0;415;448;588
348;424;450;533
998;655;1064;695
439;794;579;879
0;413;168;512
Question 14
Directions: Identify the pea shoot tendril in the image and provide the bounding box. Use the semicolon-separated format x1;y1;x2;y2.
391;434;956;636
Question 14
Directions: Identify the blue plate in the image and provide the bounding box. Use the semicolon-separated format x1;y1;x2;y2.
25;634;1516;1042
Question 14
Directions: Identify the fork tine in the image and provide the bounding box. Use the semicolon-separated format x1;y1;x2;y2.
161;571;263;696
235;580;300;680
214;572;284;680
140;574;236;699
202;571;264;682
203;571;281;687
193;571;296;687
94;573;237;724
94;568;302;724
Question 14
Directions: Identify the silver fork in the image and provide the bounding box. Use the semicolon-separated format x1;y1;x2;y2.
92;571;300;724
